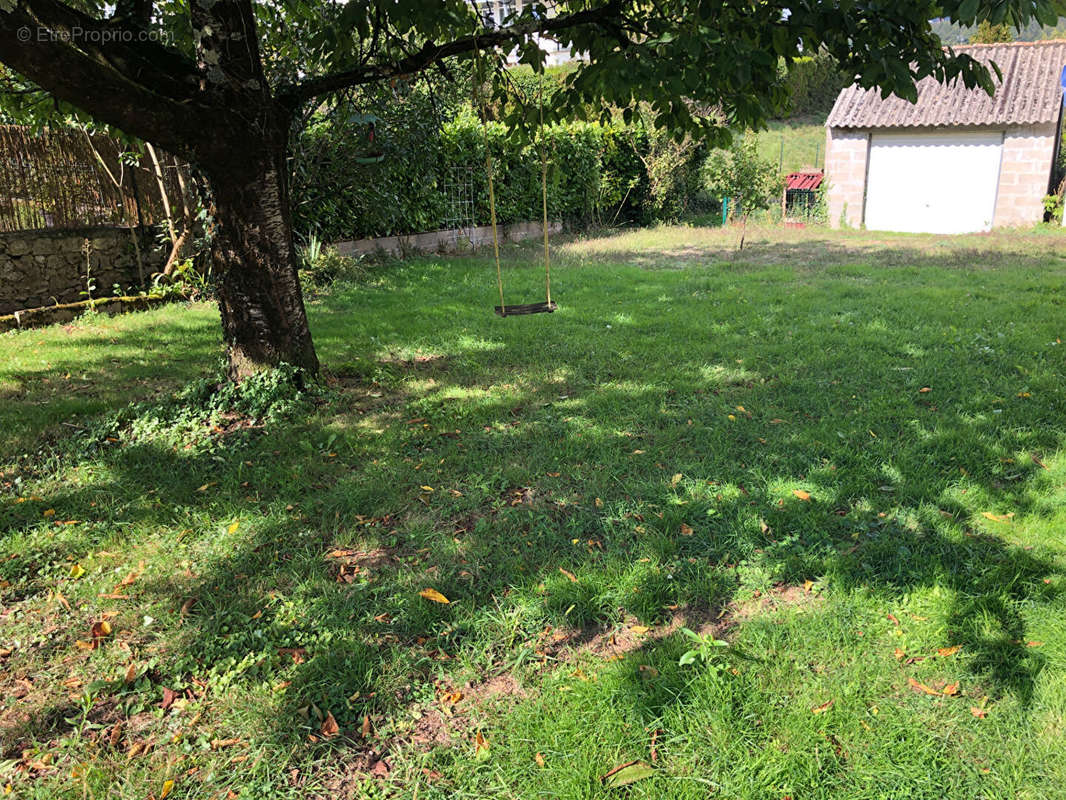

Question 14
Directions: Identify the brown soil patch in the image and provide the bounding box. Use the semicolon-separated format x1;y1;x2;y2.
314;747;393;799
324;546;398;584
408;673;527;751
538;604;728;663
730;582;823;620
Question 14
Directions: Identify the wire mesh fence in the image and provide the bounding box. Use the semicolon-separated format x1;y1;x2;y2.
0;125;188;233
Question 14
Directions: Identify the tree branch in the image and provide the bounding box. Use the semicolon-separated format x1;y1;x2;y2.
280;2;624;106
0;0;210;153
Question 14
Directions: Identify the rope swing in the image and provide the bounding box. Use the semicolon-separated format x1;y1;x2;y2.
473;45;557;317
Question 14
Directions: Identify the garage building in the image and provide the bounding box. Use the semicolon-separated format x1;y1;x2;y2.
825;40;1066;233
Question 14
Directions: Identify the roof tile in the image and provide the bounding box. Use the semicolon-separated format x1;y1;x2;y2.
826;40;1066;129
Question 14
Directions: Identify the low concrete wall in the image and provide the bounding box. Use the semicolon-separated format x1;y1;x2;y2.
0;226;159;316
334;220;563;259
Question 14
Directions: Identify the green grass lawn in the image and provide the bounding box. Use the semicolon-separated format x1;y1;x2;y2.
2;223;1066;799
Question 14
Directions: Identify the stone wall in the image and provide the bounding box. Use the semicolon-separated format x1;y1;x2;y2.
825;127;869;228
0;226;158;316
993;122;1059;227
334;220;563;259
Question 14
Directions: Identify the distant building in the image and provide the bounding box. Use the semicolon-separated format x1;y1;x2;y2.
475;0;579;67
825;40;1066;233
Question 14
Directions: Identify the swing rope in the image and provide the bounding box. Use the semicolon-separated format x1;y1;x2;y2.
473;44;507;315
474;45;555;317
539;79;551;308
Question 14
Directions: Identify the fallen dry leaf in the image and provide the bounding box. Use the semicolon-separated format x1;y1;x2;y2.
942;682;960;697
91;620;112;641
908;677;940;697
811;699;834;714
894;647;905;660
419;588;450;604
160;779;174;799
919;387;931;393
320;712;339;738
792;490;811;501
980;511;1014;524
679;523;694;536
160;687;178;710
886;613;900;626
971;706;988;718
535;752;546;767
937;645;961;658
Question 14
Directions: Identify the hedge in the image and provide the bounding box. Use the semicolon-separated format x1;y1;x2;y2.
290;106;704;243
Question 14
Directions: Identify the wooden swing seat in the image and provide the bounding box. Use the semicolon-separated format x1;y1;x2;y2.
494;301;557;317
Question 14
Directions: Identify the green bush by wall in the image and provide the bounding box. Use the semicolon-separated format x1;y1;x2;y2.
290;101;706;243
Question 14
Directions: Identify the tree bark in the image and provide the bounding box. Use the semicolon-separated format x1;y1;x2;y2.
204;135;318;381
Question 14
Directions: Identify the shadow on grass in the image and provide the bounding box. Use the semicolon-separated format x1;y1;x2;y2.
1;236;1064;792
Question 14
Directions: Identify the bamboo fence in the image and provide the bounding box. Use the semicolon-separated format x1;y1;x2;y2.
0;125;189;232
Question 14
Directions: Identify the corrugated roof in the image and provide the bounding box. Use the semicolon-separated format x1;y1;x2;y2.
785;170;824;191
827;40;1066;129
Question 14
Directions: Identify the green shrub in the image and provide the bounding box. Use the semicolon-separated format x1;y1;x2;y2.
703;135;784;220
290;90;706;241
298;236;368;289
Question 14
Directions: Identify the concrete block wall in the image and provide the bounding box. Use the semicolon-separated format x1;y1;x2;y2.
993;122;1059;227
0;226;156;315
825;128;869;228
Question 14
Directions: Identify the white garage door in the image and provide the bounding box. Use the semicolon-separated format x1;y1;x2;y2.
864;131;1003;234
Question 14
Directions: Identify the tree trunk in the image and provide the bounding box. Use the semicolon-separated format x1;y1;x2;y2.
206;139;319;381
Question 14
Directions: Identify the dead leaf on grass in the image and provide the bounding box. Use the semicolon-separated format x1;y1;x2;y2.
811;699;834;714
320;712;339;738
908;678;940;697
419;588;450;604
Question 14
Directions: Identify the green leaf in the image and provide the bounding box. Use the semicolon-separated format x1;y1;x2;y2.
603;762;655;789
